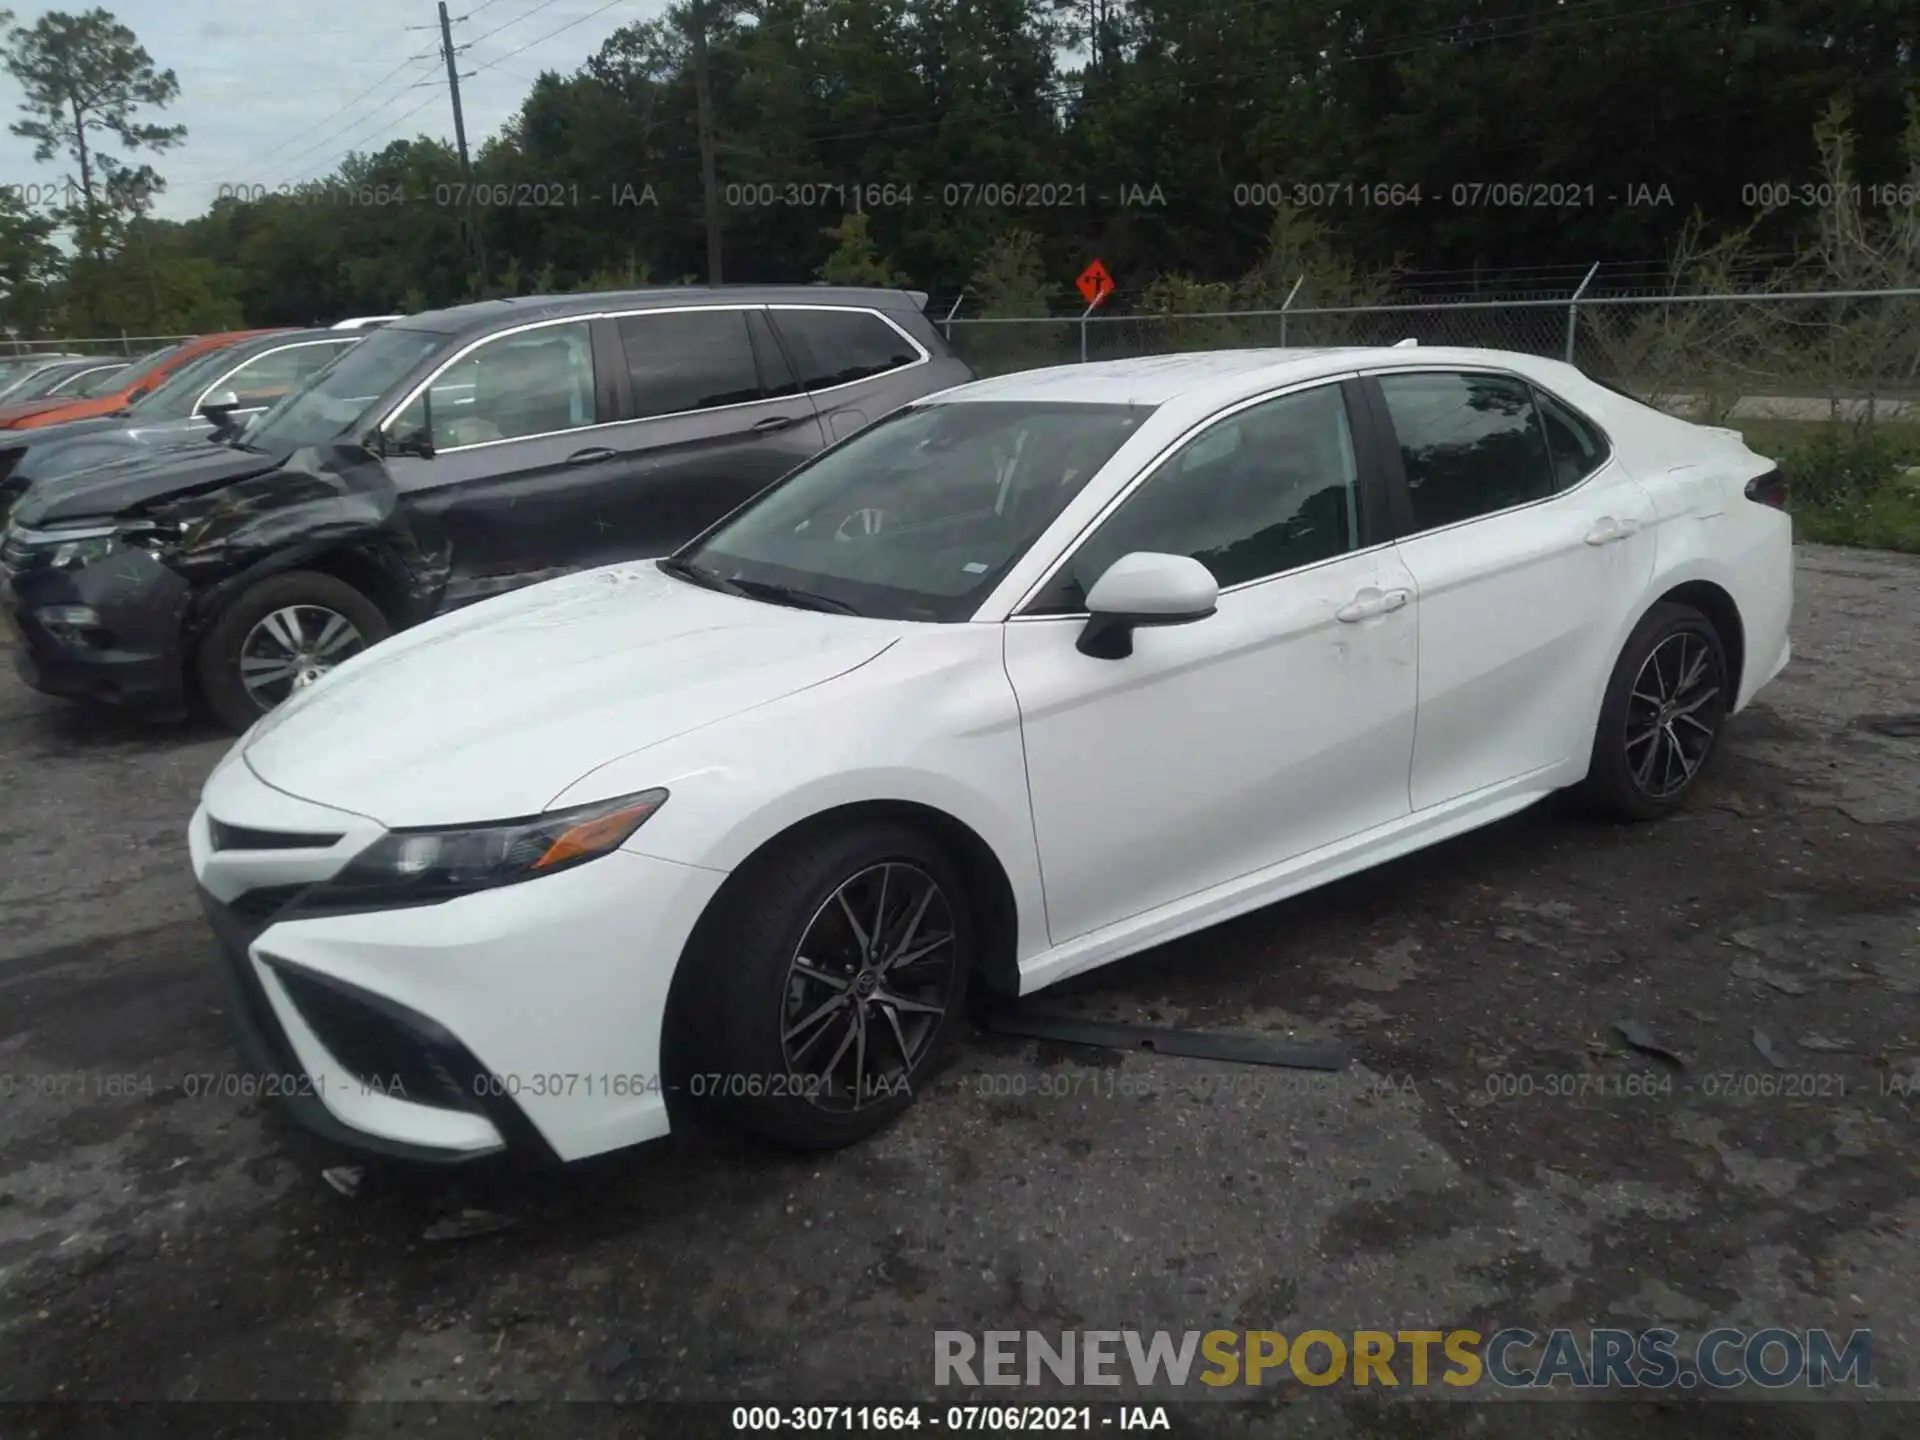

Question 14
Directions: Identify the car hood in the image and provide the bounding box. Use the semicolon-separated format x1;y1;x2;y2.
0;412;128;454
240;561;904;827
0;397;77;428
13;420;208;485
7;439;284;525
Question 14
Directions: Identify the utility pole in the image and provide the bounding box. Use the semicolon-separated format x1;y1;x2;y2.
438;1;488;294
688;1;723;284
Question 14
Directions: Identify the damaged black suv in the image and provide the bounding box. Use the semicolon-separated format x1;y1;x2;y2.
0;286;972;730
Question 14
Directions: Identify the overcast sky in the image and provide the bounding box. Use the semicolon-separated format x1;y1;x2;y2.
0;0;659;222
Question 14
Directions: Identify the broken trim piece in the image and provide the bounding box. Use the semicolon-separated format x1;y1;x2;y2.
983;1007;1349;1071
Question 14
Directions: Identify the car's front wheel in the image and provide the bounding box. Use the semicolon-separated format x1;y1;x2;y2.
1578;601;1731;820
684;821;973;1150
195;570;391;732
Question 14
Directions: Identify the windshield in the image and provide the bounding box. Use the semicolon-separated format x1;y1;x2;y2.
245;326;444;450
132;344;255;415
0;364;85;401
72;365;128;397
677;400;1155;623
104;342;190;397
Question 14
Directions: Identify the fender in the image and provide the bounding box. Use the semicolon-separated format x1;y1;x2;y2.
147;442;453;638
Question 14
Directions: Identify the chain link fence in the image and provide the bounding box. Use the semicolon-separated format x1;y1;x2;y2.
2;332;197;359
946;288;1920;424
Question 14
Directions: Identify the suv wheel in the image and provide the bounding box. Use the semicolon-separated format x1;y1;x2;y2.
196;570;390;731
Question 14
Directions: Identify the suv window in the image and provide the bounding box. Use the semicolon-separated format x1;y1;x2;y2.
1029;383;1363;614
1533;385;1610;490
617;309;765;419
773;308;921;391
392;321;596;449
1377;371;1553;531
214;340;355;404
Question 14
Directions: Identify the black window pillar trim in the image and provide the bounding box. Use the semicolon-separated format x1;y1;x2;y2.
1353;374;1417;542
588;315;633;424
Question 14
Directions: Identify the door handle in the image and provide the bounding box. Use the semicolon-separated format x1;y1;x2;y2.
1335;587;1410;623
566;446;618;464
750;415;798;433
1584;516;1641;545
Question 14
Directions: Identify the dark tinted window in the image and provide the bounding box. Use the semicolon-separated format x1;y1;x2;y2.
1534;386;1610;490
1031;384;1361;613
1378;372;1553;531
773;308;920;390
618;310;763;418
746;310;800;398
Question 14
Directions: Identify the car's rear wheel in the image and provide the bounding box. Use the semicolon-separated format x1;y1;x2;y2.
682;821;973;1150
196;570;391;732
1577;601;1731;820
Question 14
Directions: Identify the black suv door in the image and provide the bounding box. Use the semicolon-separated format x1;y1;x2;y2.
586;305;828;557
381;318;625;605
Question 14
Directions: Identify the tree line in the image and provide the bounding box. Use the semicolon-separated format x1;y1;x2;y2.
1;1;1917;339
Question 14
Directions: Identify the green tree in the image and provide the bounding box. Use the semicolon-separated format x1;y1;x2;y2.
0;187;63;336
2;6;185;320
815;212;900;285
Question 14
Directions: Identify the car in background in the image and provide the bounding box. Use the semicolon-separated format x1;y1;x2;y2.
0;330;293;431
0;353;85;392
332;315;402;331
0;357;127;404
1;286;971;729
181;345;1792;1164
0;329;361;503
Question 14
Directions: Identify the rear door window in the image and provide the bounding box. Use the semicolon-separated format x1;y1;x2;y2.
771;308;922;391
616;309;766;418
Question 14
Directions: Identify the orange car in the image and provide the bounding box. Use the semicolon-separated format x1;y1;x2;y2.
0;329;295;430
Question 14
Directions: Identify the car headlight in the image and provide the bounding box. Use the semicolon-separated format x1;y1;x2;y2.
50;530;122;570
10;519;180;572
314;789;669;907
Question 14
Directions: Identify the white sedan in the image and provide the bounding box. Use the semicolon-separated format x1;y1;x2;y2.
189;347;1792;1163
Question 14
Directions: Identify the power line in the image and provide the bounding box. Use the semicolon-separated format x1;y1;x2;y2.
461;0;572;51
470;0;633;76
282;90;446;186
182;51;442;178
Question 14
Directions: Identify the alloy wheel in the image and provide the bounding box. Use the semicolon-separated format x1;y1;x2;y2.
1624;631;1722;799
779;862;957;1111
238;605;366;711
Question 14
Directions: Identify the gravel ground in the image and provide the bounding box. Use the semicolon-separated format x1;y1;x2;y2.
1;543;1917;1438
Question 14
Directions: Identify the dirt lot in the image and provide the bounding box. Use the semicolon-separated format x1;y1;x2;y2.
1;543;1917;1438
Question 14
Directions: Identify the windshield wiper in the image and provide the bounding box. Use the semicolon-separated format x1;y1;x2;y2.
656;555;746;595
725;577;861;615
657;556;860;615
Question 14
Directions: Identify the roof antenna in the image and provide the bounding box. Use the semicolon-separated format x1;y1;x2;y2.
1393;337;1419;348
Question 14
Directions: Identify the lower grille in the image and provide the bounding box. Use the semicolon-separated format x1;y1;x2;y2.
273;969;482;1114
227;884;308;923
209;819;344;851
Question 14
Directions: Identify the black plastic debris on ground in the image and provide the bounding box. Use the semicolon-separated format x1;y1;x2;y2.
983;1007;1348;1071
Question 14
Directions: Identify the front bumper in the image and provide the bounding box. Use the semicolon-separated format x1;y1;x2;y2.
0;540;192;715
191;754;727;1163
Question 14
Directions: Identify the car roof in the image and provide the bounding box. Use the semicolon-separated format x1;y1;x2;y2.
392;285;931;338
933;345;1584;409
223;328;356;354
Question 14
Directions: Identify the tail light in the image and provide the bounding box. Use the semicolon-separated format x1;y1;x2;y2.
1744;467;1788;509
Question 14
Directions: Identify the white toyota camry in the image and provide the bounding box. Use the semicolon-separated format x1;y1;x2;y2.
190;347;1792;1164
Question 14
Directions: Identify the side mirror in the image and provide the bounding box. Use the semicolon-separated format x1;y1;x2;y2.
1077;552;1218;659
385;425;436;460
200;389;241;425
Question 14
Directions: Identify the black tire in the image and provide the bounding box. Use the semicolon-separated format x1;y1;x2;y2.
679;821;973;1151
1576;601;1731;821
195;570;391;733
